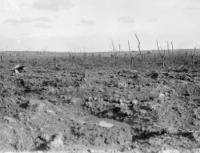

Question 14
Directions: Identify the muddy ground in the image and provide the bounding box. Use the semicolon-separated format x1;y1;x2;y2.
0;53;200;152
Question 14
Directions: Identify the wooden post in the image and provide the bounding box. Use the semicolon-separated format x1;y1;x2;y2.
157;40;166;68
167;41;170;55
0;55;3;62
163;49;166;68
128;40;133;67
156;40;160;51
135;34;141;56
112;41;115;52
118;44;121;52
128;40;131;52
135;34;143;62
159;49;166;69
191;48;196;68
171;41;174;54
111;40;117;60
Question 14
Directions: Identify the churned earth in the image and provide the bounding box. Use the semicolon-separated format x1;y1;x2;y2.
0;54;200;153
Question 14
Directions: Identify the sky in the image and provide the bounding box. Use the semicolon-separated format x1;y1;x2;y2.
0;0;200;52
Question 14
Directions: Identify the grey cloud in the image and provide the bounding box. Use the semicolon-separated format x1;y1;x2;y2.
4;18;32;24
35;23;52;29
4;17;52;25
34;17;52;23
32;0;74;12
118;16;134;24
148;18;159;23
81;19;95;25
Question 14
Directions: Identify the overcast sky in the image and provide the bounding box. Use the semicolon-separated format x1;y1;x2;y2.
0;0;199;52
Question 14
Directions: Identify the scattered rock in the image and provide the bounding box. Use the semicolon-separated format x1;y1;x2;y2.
193;107;200;119
173;65;188;73
87;148;94;153
147;71;159;79
131;99;138;105
117;69;138;79
98;121;114;128
45;109;56;116
3;116;17;123
38;133;51;142
71;97;83;106
118;81;128;89
158;93;165;101
47;133;64;150
29;99;45;112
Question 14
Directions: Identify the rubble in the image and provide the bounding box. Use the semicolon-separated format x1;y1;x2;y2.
12;64;26;74
1;55;200;152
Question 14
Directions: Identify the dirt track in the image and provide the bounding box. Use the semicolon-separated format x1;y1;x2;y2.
0;55;200;152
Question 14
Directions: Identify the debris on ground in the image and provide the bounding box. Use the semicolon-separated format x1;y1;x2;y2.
12;64;26;74
1;54;200;152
